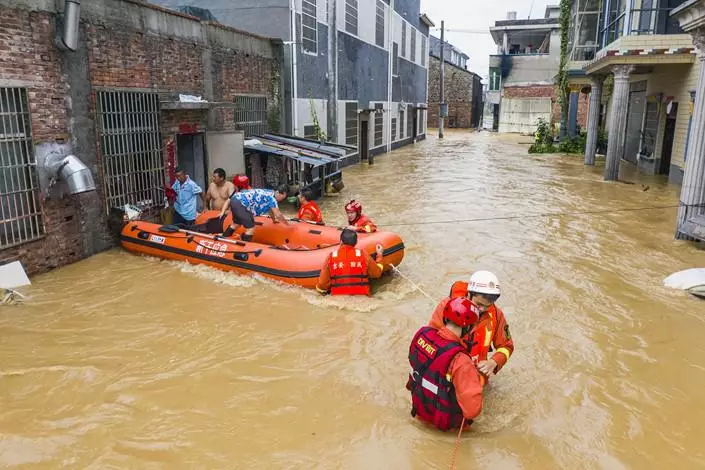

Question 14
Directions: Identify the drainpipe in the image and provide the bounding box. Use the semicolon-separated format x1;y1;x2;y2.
387;0;394;153
290;0;299;137
57;0;80;52
45;154;96;195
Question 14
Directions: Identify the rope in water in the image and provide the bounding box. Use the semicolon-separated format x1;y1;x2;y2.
378;203;682;227
390;264;435;301
449;418;466;470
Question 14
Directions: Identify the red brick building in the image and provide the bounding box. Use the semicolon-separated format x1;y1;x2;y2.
0;0;280;275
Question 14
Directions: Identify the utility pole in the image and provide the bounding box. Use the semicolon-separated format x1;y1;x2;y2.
439;20;445;139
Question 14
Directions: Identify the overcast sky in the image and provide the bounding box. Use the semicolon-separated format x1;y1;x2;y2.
419;0;552;81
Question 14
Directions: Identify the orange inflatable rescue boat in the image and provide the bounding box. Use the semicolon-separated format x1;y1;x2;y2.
117;210;405;289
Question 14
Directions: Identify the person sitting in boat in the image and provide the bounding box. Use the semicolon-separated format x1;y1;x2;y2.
345;200;378;233
233;174;252;191
316;229;384;296
206;168;236;212
221;185;289;242
406;297;484;431
430;271;514;382
172;166;206;226
297;188;324;224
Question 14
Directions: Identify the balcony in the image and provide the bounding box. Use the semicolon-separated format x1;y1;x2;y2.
601;8;685;47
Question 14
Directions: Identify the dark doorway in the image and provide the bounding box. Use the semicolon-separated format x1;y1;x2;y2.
359;118;369;162
177;133;207;190
412;110;418;142
660;102;678;175
492;104;500;131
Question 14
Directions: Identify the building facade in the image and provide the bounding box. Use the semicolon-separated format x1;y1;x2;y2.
152;0;434;159
483;6;591;134
427;36;483;129
0;0;278;275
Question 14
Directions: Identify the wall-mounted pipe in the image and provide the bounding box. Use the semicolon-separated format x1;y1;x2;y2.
59;0;81;52
46;154;96;195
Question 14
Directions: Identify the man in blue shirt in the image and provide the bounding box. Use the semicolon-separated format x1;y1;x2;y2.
222;184;289;241
172;167;206;226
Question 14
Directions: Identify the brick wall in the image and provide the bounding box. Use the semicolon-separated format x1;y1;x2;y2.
0;7;88;274
0;0;278;276
428;55;480;128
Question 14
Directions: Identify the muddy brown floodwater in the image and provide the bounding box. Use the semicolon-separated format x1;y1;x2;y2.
2;130;705;469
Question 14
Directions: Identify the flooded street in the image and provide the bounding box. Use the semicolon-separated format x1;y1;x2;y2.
3;130;705;469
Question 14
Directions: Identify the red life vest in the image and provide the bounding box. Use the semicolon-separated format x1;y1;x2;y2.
406;326;468;431
298;201;323;223
329;246;370;296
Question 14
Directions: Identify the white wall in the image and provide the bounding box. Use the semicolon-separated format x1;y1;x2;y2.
296;98;328;137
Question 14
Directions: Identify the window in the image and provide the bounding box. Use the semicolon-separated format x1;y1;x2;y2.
391;118;397;142
407;104;414;138
489;68;501;91
393;42;399;76
374;103;383;147
399;110;405;139
345;0;358;36
0;87;43;247
234;95;268;137
418;110;424;134
302;0;318;54
401;22;406;57
304;125;318;140
375;1;385;48
410;29;416;63
96;90;164;213
421;36;427;67
345;102;358;146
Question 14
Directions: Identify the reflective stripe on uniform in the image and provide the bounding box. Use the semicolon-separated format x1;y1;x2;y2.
421;377;439;395
496;347;511;361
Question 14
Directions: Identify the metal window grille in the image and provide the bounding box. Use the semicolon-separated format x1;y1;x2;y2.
375;1;385;48
391;118;397;142
410;28;416;62
418;110;424;135
374;104;383;147
421;36;426;66
407;105;414;138
96;91;164;213
0;87;44;248
399;110;405;139
235;95;268;137
345;102;358;147
302;0;318;54
401;22;406;57
345;0;358;36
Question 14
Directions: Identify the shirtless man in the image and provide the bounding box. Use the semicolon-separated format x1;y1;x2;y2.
206;168;236;211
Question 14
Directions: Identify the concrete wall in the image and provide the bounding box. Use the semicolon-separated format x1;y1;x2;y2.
498;97;553;134
0;0;277;275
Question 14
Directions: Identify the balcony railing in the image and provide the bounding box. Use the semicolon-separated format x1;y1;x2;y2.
600;8;685;47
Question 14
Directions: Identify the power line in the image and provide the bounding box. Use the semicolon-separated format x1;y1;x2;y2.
378;203;683;227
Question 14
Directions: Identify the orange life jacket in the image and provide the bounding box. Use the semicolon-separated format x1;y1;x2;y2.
329;245;370;296
352;214;376;233
467;306;497;364
298;201;323;223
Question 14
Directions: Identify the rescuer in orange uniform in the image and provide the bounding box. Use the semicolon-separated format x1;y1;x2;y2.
345;200;378;233
297;188;324;224
406;297;485;430
316;229;384;296
431;271;514;380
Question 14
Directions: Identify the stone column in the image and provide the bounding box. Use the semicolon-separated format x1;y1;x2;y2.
584;75;605;165
676;29;705;238
604;64;634;181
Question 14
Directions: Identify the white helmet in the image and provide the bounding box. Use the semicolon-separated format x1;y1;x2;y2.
468;271;501;297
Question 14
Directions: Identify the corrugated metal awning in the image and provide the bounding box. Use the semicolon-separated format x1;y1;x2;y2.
244;138;338;167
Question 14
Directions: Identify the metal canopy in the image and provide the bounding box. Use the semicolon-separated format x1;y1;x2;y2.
244;138;338;168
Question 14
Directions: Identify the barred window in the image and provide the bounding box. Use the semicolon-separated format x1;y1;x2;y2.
0;87;43;248
407;104;414;138
96;91;164;213
399;109;405;139
235;95;268;137
345;0;358;36
421;36;427;66
401;21;406;57
391;118;397;142
374;103;383;147
410;28;416;63
345;102;358;146
392;42;399;76
302;0;318;54
375;1;385;48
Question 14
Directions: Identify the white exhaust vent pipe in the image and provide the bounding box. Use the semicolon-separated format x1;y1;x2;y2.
60;0;81;52
46;154;96;195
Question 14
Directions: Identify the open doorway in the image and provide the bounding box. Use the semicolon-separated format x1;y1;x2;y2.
359;116;370;162
492;104;500;131
177;133;207;190
660;102;678;175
